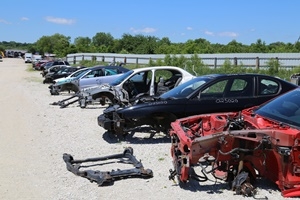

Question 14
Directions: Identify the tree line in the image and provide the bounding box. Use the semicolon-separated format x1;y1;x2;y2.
1;32;300;58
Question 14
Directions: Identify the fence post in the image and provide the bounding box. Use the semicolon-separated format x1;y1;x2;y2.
124;57;127;64
73;56;76;65
234;57;237;66
82;55;84;63
256;57;260;70
136;58;139;67
101;56;104;62
214;57;217;69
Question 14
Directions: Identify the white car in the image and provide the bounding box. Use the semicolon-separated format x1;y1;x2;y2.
78;66;196;107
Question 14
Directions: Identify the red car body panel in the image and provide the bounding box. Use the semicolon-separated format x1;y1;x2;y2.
170;107;300;197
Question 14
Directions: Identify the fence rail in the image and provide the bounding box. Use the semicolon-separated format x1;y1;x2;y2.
66;53;300;69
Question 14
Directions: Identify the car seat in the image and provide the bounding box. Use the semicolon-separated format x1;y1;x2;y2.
156;77;169;96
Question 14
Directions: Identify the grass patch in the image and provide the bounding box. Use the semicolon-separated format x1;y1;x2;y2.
26;65;35;72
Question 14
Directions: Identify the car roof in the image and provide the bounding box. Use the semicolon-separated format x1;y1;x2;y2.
88;65;129;71
131;66;193;75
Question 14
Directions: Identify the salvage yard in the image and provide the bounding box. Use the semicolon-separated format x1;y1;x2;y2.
0;58;286;200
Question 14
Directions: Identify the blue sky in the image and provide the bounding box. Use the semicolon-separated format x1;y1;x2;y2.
1;0;299;45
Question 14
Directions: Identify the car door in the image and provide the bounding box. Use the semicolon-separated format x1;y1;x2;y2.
184;76;255;116
79;68;105;88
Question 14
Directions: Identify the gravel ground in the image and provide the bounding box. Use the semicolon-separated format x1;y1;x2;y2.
0;58;289;200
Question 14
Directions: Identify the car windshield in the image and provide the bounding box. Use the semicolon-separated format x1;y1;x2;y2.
255;88;300;128
110;70;134;86
160;76;210;99
71;68;89;78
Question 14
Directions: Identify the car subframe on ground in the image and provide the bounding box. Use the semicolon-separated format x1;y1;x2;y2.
168;88;300;198
97;73;298;137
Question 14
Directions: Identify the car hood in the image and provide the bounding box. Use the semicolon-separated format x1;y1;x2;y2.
105;96;186;115
54;77;77;85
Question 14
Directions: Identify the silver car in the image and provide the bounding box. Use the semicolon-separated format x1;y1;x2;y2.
49;65;129;95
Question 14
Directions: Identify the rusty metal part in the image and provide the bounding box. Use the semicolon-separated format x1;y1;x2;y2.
63;147;153;186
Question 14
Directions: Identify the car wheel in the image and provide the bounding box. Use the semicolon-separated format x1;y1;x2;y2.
50;90;59;95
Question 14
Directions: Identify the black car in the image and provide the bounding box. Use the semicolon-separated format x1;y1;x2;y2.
40;60;70;77
97;73;298;136
43;66;85;84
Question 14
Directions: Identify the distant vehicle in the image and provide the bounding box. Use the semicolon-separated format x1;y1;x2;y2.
40;60;70;76
32;54;42;63
0;55;2;62
33;60;49;70
24;53;32;63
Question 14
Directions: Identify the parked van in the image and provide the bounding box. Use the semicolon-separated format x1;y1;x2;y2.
24;53;32;63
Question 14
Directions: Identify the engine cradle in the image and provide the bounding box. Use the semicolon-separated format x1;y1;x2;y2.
63;147;153;186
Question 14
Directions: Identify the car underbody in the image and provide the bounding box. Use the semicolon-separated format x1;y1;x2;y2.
168;110;300;197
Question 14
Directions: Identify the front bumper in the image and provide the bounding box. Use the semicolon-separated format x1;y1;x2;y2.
97;114;113;131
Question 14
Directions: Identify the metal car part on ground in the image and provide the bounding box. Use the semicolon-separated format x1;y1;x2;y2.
63;147;153;186
49;64;129;95
97;73;298;138
168;88;300;198
52;66;195;108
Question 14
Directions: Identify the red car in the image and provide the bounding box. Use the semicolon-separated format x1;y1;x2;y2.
169;88;300;197
33;60;49;70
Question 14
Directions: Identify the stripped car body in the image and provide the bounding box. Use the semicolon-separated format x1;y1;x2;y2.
97;74;298;137
55;66;195;108
169;88;300;197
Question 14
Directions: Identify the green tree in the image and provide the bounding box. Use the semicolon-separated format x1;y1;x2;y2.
92;32;114;52
74;37;92;53
35;34;70;57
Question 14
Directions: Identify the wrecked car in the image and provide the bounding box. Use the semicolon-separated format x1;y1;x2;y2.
55;66;195;108
97;73;298;137
49;64;129;95
43;66;85;84
169;88;300;197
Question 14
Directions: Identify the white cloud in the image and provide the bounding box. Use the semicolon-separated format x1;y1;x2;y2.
187;27;193;30
130;27;156;34
45;16;75;25
0;19;11;24
204;30;214;36
218;31;238;37
21;17;29;21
